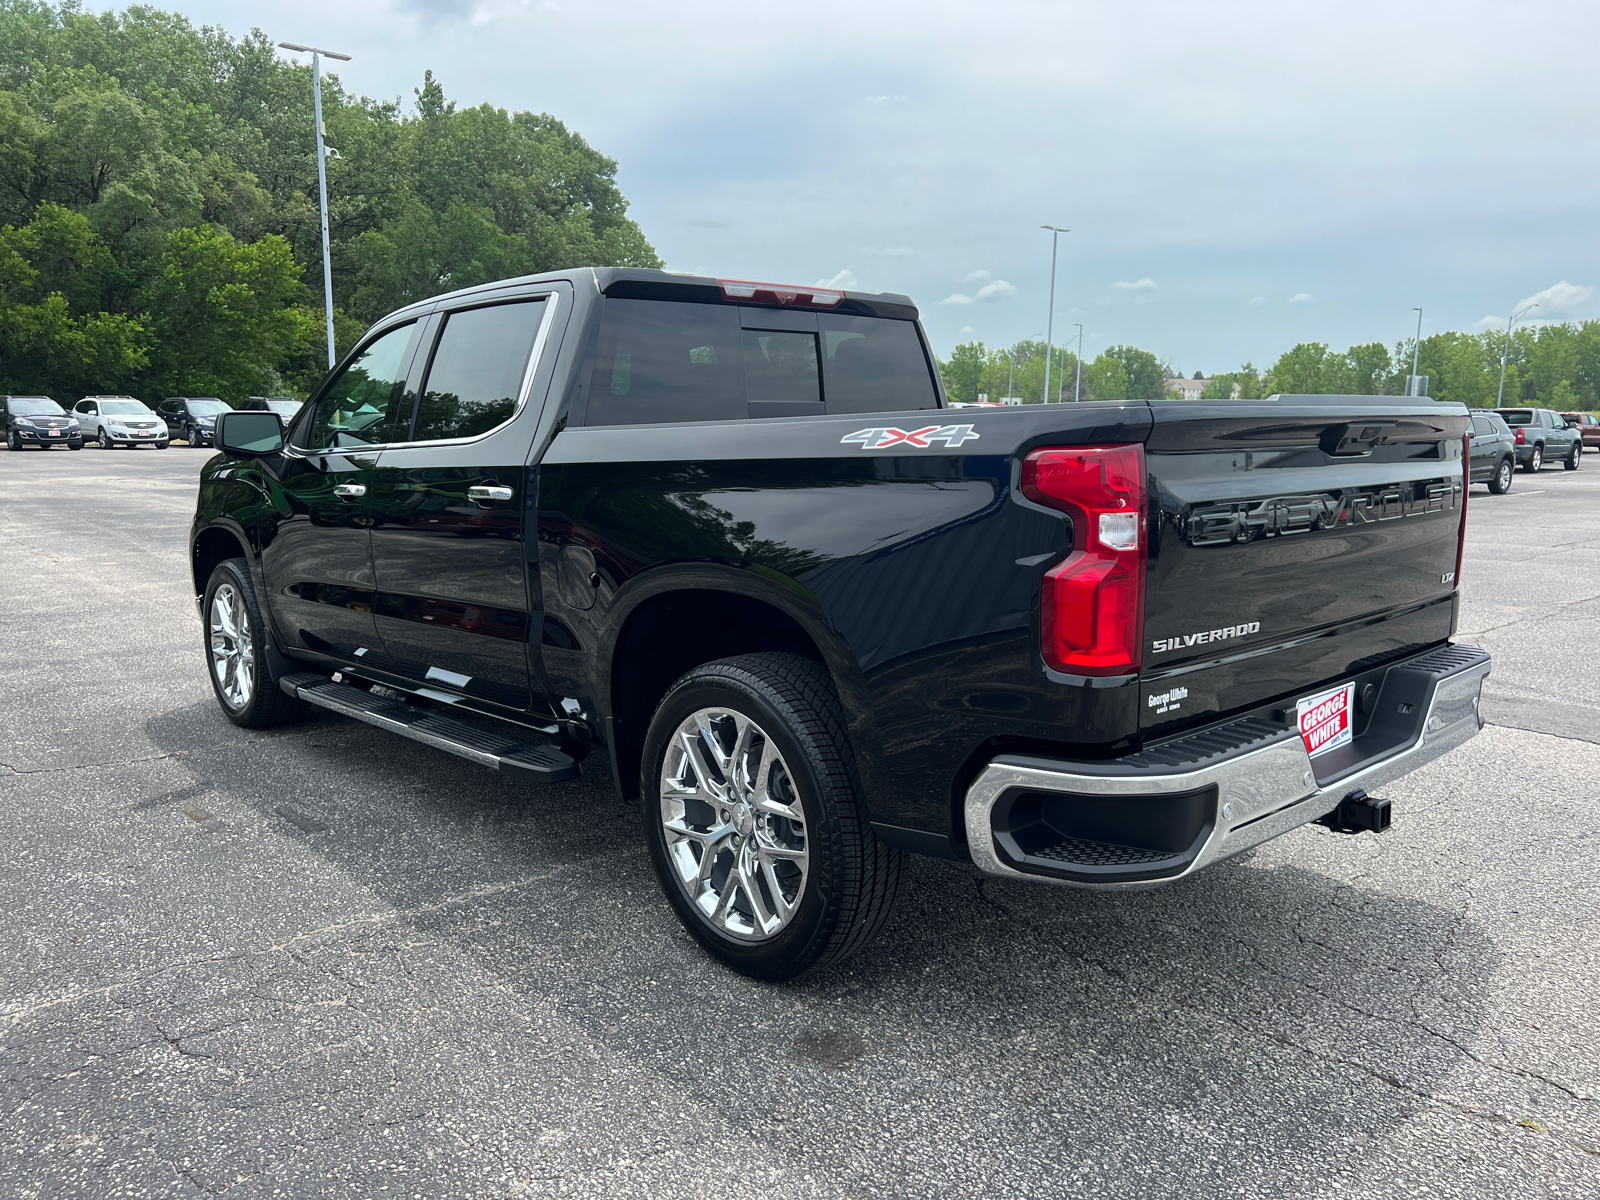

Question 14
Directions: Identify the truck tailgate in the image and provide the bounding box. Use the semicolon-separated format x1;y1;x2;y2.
1140;401;1469;735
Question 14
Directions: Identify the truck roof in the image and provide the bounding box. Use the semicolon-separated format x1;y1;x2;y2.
383;267;920;323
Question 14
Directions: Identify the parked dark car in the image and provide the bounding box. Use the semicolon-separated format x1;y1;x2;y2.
158;397;232;447
1467;410;1516;494
1560;411;1600;451
3;395;83;450
237;397;303;420
190;267;1491;980
1494;406;1582;471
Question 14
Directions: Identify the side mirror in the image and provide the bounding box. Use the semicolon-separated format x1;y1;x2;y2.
216;410;284;457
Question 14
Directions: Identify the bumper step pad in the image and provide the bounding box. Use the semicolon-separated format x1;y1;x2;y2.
279;673;579;783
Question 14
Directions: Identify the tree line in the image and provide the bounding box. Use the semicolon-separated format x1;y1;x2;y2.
939;321;1600;410
0;0;659;403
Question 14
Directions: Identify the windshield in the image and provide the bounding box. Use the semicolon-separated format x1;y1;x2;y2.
1498;409;1535;426
187;399;230;415
265;399;302;416
100;400;153;415
10;398;64;416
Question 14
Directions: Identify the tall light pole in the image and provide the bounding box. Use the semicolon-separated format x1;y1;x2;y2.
1496;303;1537;408
1073;323;1084;403
1409;306;1423;394
1040;225;1068;403
279;41;352;369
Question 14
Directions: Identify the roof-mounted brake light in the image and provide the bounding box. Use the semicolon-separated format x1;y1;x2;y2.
718;279;845;308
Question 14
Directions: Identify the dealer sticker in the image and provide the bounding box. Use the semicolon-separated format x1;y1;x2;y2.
1297;681;1355;758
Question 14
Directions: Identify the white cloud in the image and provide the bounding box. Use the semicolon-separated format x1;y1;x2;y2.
960;325;976;334
865;94;908;104
862;246;914;257
816;268;858;289
1248;296;1268;306
1289;293;1314;304
1477;280;1598;328
941;274;1015;305
1111;277;1157;291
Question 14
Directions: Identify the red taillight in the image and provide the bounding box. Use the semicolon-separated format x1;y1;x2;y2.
1514;425;1525;445
1021;445;1146;676
718;279;844;308
1456;433;1469;589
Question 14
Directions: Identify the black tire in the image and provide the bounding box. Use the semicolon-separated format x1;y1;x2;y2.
68;441;82;451
641;652;902;981
201;558;309;729
156;441;168;450
1488;456;1514;494
1523;444;1542;472
99;428;114;449
5;428;19;451
1564;442;1581;470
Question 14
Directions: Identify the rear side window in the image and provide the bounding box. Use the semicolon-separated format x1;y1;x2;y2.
583;299;939;426
586;300;744;426
819;314;939;414
413;300;546;441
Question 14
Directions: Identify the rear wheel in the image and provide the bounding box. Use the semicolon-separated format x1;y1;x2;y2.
1523;444;1542;472
1565;442;1581;470
1488;456;1514;494
642;653;901;981
203;558;308;728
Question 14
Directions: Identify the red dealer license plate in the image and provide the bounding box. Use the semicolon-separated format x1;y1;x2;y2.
1297;681;1355;758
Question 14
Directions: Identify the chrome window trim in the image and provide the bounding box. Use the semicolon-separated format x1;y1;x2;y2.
284;291;560;459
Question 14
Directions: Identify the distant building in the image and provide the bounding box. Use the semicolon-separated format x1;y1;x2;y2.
1165;377;1208;401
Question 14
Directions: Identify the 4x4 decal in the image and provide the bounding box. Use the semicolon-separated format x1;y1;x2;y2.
840;424;980;450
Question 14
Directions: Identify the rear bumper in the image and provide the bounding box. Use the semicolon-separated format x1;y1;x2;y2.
964;643;1491;890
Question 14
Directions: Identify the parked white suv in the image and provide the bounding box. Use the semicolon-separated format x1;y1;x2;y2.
72;397;170;449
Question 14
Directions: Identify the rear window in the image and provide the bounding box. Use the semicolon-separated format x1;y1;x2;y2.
1497;409;1535;426
583;299;938;426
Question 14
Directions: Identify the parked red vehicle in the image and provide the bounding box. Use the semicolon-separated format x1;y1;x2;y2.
1561;412;1600;451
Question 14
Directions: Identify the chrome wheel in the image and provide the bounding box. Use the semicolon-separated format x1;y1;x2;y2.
1497;461;1512;490
659;707;810;941
208;582;255;710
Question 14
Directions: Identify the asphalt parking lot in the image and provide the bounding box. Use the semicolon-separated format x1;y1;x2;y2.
2;442;1597;1200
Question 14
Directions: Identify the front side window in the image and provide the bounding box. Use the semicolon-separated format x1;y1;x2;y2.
586;300;744;426
412;300;546;442
302;323;415;450
818;314;939;414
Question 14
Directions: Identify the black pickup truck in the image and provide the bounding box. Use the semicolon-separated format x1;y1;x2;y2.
191;268;1491;979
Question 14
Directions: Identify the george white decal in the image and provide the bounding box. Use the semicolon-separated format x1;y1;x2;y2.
840;424;980;450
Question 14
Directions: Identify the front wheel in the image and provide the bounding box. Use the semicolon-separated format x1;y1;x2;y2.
156;441;168;450
5;429;19;451
202;558;308;728
1488;457;1514;494
642;653;902;981
1565;442;1581;470
99;428;115;449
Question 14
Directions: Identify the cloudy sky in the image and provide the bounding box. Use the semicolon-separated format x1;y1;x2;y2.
101;0;1599;372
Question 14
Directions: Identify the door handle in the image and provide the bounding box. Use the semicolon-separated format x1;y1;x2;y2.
332;483;367;498
467;485;513;504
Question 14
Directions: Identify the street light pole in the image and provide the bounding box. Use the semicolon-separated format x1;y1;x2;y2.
279;41;352;370
1040;225;1068;403
1410;306;1423;393
1496;303;1538;408
1073;323;1084;402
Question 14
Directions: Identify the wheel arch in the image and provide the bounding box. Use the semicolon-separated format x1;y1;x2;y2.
191;520;255;599
601;564;876;804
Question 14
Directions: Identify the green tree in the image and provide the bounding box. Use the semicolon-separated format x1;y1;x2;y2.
1084;353;1129;401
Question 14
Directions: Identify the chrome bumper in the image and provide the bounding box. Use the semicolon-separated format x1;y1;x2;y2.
964;648;1491;890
